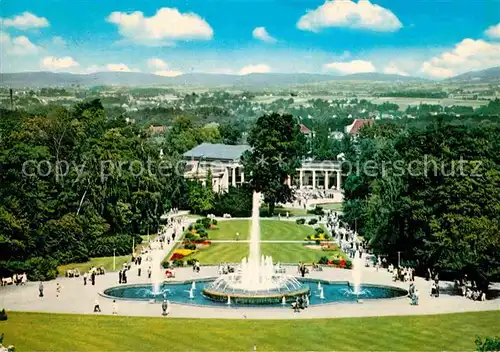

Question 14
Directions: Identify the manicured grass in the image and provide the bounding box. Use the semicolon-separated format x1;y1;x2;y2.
261;243;346;264
178;220;337;264
186;243;249;264
207;220;251;240
317;202;343;211
57;255;131;276
261;207;308;217
2;311;499;351
260;220;314;240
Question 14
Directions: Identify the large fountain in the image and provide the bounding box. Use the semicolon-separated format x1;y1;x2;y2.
102;193;407;306
202;192;310;304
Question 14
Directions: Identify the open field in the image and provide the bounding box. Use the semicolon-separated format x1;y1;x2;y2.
1;311;499;351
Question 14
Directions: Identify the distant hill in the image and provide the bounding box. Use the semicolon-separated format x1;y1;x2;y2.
0;71;427;88
337;72;427;82
447;66;500;82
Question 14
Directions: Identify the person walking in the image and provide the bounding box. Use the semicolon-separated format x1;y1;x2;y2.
83;272;88;285
38;281;44;297
148;266;152;279
94;299;101;312
91;272;96;286
112;300;118;315
236;232;239;241
161;300;168;316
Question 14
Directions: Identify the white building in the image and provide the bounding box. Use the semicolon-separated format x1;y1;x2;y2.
183;143;343;197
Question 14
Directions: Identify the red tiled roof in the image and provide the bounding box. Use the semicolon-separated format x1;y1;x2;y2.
299;123;311;134
348;119;374;135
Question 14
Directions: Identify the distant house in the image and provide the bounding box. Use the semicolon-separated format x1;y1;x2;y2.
148;125;168;134
345;119;374;136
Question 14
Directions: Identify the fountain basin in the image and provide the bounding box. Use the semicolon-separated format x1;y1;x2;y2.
203;285;310;305
101;278;407;306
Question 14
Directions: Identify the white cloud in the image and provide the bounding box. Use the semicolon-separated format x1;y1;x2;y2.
147;58;168;70
297;0;402;33
147;58;182;76
51;36;66;46
0;31;40;55
1;12;49;30
106;8;213;46
384;63;409;76
41;56;79;70
84;63;140;74
252;27;277;43
239;64;271;75
485;23;500;39
324;59;375;74
106;63;132;72
420;38;500;78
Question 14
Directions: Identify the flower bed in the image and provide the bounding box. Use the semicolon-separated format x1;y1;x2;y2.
169;249;196;261
305;233;329;241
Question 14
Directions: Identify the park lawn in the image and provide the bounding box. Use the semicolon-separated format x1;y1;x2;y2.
260;220;315;241
2;311;499;351
206;220;315;241
184;243;249;264
261;206;308;217
57;255;130;276
207;220;250;240
261;243;346;264
317;202;343;211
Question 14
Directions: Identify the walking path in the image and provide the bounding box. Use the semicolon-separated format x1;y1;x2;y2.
1;215;498;320
2;264;498;320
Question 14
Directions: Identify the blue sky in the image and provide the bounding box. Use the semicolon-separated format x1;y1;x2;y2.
1;0;499;78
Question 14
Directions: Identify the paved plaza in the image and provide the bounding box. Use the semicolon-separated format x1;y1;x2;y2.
1;214;499;320
2;263;499;319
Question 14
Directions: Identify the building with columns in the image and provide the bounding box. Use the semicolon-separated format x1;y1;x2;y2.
183;143;343;196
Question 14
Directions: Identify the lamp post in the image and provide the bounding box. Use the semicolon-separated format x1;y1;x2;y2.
113;248;116;271
397;251;401;268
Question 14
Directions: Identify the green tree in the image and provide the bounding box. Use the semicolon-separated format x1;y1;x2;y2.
242;113;306;215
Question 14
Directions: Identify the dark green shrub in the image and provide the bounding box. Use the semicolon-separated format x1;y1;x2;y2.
172;259;184;267
475;336;500;351
307;206;325;216
315;240;321;245
332;258;341;265
187;258;197;266
184;232;197;241
318;256;329;265
308;218;318;225
184;243;196;250
211;219;218;226
0;309;7;321
296;218;306;225
315;227;323;234
26;257;58;281
345;260;353;269
161;259;170;269
201;217;211;229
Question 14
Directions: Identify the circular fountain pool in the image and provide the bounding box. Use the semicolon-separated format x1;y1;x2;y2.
102;279;407;307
